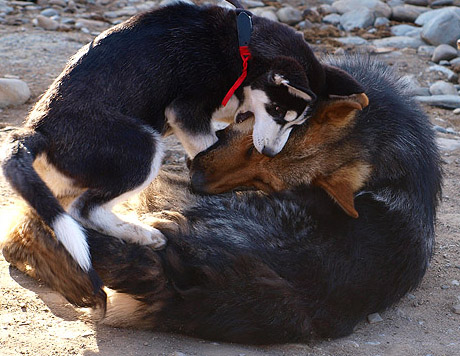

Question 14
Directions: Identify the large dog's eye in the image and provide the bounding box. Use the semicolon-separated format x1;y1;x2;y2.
267;104;287;119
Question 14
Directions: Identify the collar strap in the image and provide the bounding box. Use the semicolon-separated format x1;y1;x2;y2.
222;11;253;106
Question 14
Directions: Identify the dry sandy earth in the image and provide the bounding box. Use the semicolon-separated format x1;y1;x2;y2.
1;19;460;356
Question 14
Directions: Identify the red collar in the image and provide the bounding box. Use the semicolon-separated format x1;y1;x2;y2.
221;11;253;106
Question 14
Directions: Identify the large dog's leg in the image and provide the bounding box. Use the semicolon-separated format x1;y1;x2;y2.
67;128;166;249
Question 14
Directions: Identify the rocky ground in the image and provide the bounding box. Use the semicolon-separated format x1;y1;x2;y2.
0;0;460;355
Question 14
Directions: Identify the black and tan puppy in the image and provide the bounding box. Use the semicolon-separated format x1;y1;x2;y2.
1;2;366;291
2;56;441;343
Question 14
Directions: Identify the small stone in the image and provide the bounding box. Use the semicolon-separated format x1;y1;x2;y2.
452;280;460;286
429;65;458;82
367;313;384;324
334;47;346;55
297;19;313;30
34;15;59;30
332;0;392;18
430;81;458;95
407;293;416;300
336;36;368;45
323;13;341;25
374;16;390;26
451;304;460;314
0;78;31;108
49;0;67;6
416;95;460;108
40;8;59;17
391;24;422;37
442;285;451;290
258;10;278;22
451;58;460;66
391;4;429;22
439;60;451;66
143;342;149;346
241;0;264;8
432;44;459;63
340;8;375;31
418;45;436;56
303;8;322;23
318;4;337;15
453;108;460;114
431;0;455;7
171;352;187;356
276;6;302;25
405;0;429;5
372;36;424;49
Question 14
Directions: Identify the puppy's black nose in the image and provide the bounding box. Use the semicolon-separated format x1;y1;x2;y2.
190;170;208;194
262;146;276;158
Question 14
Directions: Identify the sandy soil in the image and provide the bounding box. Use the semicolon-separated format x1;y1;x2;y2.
1;19;460;356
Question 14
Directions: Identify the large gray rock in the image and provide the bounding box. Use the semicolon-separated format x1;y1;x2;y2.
421;10;460;47
391;24;422;37
372;36;425;49
276;6;303;25
431;44;459;63
340;8;375;31
415;95;460;108
415;7;460;26
0;78;31;108
332;0;392;18
429;81;458;95
391;5;429;22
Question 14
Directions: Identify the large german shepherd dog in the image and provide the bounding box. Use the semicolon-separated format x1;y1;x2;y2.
1;56;441;344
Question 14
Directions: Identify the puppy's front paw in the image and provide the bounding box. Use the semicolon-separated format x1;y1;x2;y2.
144;227;167;250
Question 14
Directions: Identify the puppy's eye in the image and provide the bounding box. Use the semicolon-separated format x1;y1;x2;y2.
274;105;286;116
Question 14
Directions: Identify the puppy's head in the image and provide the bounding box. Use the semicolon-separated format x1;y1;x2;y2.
191;92;370;218
241;56;365;157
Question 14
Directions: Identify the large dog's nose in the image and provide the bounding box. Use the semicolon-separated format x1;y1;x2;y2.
261;146;277;158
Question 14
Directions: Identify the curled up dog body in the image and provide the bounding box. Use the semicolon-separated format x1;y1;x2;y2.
0;2;366;293
2;56;442;343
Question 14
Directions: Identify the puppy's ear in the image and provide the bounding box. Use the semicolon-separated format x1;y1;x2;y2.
323;64;366;98
268;72;314;102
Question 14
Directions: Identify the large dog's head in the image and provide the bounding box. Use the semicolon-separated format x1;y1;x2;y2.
238;56;366;157
191;92;370;218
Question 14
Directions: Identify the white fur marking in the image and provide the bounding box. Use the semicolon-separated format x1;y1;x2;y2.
52;214;91;271
211;95;239;123
165;106;218;158
248;89;292;155
70;129;166;248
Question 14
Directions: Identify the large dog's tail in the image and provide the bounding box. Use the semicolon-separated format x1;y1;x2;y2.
1;129;103;297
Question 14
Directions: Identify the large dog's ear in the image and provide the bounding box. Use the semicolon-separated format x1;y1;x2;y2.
313;161;371;219
314;93;369;125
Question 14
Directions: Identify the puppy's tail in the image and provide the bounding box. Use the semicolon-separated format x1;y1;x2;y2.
1;129;103;295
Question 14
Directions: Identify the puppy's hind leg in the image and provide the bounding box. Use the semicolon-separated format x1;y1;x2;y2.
69;129;166;249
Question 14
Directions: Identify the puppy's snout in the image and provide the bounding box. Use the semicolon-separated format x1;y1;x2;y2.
261;146;277;158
